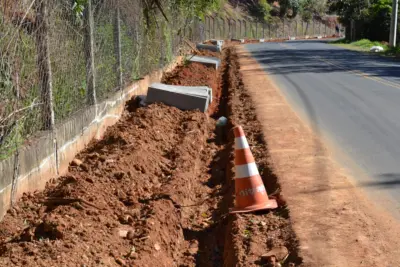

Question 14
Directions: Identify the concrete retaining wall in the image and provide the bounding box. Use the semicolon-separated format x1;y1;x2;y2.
0;58;182;221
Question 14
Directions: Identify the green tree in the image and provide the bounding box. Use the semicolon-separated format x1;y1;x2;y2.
329;0;393;41
279;0;300;18
300;0;327;19
248;0;273;22
328;0;370;24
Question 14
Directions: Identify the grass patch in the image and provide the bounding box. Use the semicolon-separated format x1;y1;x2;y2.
330;38;389;52
384;46;400;57
329;38;350;44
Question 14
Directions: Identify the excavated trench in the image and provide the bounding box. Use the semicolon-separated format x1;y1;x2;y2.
0;46;301;267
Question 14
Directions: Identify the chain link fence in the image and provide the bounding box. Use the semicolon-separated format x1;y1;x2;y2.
204;16;336;40
0;0;205;160
0;0;337;161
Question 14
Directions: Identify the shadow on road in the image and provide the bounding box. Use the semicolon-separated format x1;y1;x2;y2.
244;43;400;196
299;173;400;194
244;46;400;82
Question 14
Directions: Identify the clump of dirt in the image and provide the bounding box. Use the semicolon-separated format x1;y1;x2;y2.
161;61;220;115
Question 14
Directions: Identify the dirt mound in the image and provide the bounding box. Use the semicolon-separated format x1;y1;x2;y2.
0;103;219;266
0;46;301;267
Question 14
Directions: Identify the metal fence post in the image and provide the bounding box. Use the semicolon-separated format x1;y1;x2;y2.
319;22;321;35
220;17;223;39
230;19;233;39
262;23;265;38
113;4;123;90
268;23;271;38
208;16;212;39
35;0;55;130
239;20;242;37
84;0;96;106
216;17;220;38
312;20;315;36
213;16;216;39
234;20;238;38
240;20;246;38
231;19;234;39
255;22;258;38
305;21;308;36
205;16;208;39
228;19;231;39
201;17;205;41
206;16;208;40
159;24;165;67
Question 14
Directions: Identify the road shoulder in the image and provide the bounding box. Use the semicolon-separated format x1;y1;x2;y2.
237;45;400;266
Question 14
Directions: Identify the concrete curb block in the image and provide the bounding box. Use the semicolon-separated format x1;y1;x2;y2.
146;83;212;113
231;38;245;43
210;39;224;47
196;43;221;52
186;55;221;69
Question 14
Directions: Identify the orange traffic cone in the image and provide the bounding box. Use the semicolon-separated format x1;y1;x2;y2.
230;125;277;213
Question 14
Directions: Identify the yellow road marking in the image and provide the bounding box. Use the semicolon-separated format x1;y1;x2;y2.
276;42;400;89
315;56;400;90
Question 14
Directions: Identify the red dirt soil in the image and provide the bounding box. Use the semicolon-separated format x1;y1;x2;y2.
195;49;220;58
0;46;301;267
0;103;221;267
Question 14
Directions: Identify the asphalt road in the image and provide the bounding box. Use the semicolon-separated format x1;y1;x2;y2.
244;40;400;218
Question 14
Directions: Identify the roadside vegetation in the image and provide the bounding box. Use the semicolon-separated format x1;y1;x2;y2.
330;38;400;57
329;0;393;42
330;38;389;51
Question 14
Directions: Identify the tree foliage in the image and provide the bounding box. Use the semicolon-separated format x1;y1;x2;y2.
299;0;327;21
247;0;273;21
329;0;393;41
279;0;300;18
328;0;370;23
